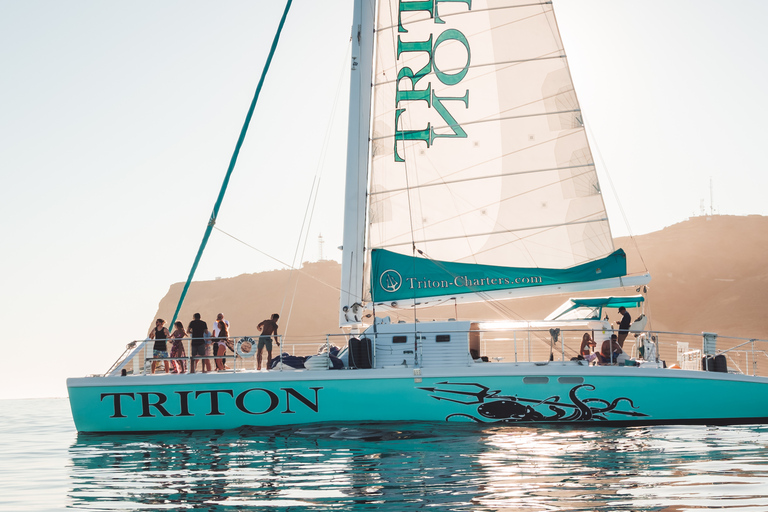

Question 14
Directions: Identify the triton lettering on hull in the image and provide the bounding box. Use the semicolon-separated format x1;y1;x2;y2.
100;387;322;419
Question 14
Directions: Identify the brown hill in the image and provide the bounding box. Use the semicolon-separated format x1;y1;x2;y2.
153;215;768;349
155;260;342;350
619;215;768;339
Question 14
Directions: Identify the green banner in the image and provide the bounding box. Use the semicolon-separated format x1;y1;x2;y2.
370;249;628;302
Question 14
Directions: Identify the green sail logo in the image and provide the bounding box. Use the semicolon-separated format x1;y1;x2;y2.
379;270;403;292
394;0;472;162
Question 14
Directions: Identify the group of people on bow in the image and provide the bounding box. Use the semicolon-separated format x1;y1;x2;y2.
147;312;280;374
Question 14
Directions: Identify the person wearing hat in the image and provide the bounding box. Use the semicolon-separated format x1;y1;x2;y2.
616;306;632;348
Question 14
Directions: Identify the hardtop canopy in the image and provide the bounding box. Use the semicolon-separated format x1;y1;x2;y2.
546;295;645;322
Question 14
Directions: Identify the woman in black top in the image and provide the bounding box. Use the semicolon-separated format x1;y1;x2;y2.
148;318;171;374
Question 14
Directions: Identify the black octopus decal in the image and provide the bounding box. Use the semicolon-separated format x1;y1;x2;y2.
418;382;648;423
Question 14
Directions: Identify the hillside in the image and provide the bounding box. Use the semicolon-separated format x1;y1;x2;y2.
618;215;768;338
153;215;768;344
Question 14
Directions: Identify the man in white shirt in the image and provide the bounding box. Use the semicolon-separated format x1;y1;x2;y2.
212;312;230;336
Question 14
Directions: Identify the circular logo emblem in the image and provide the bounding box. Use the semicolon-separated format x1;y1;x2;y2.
379;269;402;293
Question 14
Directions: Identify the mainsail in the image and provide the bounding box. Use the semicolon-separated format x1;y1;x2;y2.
340;0;646;322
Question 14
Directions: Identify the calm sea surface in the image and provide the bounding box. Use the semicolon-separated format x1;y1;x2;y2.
2;398;768;511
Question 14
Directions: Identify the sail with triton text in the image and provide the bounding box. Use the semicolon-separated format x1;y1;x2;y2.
350;0;646;308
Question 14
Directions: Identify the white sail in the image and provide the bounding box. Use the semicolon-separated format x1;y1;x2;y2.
366;0;614;295
340;0;628;319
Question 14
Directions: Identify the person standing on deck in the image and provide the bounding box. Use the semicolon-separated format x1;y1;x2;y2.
212;313;230;337
148;319;171;374
187;313;208;374
616;306;632;348
212;313;230;370
256;313;280;371
169;321;187;374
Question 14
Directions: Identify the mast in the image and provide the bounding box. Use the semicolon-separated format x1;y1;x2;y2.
339;0;375;328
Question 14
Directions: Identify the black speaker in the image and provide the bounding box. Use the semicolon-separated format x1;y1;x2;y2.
349;337;373;369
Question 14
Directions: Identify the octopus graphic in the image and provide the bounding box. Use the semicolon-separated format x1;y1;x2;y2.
418;382;648;423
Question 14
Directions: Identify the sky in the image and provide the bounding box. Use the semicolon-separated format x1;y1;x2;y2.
1;0;766;400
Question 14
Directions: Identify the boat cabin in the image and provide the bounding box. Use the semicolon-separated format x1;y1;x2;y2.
344;296;650;369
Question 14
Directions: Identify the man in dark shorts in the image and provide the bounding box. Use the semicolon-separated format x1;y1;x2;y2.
256;313;280;371
187;312;208;374
615;306;632;348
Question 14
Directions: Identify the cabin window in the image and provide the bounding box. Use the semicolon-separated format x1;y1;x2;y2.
393;336;407;344
523;377;549;384
558;377;584;385
436;335;450;343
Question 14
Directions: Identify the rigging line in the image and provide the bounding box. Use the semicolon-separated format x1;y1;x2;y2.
278;174;321;337
213;226;342;294
282;40;353;338
381;0;420;327
169;0;294;329
542;1;634;268
584;119;649;273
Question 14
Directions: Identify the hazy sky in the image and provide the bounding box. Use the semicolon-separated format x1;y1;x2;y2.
1;0;766;399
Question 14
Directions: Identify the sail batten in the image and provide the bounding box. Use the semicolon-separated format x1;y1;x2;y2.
369;163;595;195
374;216;611;250
373;108;581;141
374;55;566;86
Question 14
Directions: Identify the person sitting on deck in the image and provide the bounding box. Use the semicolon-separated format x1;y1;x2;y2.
598;334;623;365
580;333;597;362
580;333;596;355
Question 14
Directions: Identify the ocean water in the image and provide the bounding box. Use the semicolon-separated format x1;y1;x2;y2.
2;399;768;511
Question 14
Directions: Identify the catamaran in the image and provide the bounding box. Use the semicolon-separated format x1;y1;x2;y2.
67;0;768;433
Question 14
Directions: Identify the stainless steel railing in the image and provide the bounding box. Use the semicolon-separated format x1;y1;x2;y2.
102;329;768;377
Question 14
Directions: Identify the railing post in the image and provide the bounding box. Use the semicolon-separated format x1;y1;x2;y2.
514;331;518;363
561;332;565;361
527;330;531;362
233;337;238;373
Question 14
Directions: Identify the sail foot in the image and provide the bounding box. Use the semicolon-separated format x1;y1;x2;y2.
369;248;633;304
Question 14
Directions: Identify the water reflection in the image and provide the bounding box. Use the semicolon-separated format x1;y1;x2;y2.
67;424;768;511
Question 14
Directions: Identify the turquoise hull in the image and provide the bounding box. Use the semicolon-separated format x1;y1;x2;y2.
68;365;768;432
